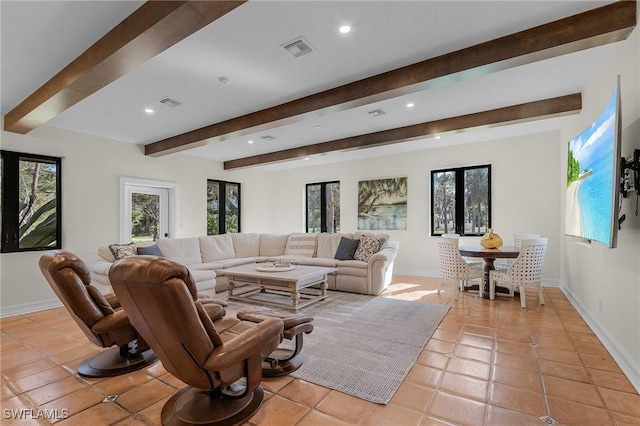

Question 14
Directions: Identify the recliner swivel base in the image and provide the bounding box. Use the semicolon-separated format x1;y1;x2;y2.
161;385;264;426
77;347;157;378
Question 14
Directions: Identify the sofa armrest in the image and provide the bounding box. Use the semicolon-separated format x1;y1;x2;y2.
367;241;399;295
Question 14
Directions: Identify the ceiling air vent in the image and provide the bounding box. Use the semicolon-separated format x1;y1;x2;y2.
157;97;183;108
260;135;276;141
367;109;386;117
281;37;315;58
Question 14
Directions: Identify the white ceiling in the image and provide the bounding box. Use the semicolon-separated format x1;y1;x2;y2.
0;0;619;171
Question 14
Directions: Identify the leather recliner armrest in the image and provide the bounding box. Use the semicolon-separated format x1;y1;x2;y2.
91;309;131;334
204;318;283;371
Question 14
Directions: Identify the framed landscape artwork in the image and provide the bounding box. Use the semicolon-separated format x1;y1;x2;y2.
358;177;407;230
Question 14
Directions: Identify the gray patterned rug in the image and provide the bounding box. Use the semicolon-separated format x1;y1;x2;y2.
222;291;449;404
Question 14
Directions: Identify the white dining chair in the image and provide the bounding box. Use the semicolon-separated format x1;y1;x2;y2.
488;238;548;308
437;238;484;299
441;233;482;268
496;233;542;270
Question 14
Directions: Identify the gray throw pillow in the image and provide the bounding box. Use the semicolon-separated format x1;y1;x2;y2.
137;244;164;256
334;237;360;260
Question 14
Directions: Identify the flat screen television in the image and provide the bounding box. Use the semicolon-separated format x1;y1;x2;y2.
565;77;621;248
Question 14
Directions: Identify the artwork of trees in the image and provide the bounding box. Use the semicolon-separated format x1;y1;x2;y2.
358;177;407;230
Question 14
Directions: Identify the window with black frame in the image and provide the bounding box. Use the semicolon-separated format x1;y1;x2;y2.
306;181;340;233
207;180;241;235
1;150;62;253
431;164;491;236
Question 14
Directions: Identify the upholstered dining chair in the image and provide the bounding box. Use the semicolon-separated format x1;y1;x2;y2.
488;238;548;308
109;256;284;426
437;237;484;298
38;250;157;377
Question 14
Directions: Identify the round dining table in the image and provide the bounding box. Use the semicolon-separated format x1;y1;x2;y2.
458;245;520;299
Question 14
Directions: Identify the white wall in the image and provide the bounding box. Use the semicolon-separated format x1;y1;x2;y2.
0;124;273;312
560;27;640;389
266;132;562;280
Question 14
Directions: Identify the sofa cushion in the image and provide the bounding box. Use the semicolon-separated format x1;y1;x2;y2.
294;257;338;268
199;235;235;262
137;244;163;256
285;233;317;257
259;234;289;256
230;233;261;258
334;237;360;260
109;243;137;260
156;237;201;265
353;235;386;262
316;233;354;258
188;261;224;271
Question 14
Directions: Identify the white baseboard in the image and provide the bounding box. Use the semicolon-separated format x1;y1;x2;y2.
561;285;640;394
0;298;62;318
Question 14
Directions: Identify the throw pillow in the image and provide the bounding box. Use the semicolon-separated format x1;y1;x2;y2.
334;237;360;260
353;235;386;262
109;243;137;260
284;233;316;257
137;244;163;256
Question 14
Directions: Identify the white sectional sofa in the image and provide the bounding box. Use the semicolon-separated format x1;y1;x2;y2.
83;232;399;297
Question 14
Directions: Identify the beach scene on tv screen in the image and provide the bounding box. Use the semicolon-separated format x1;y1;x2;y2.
565;86;617;246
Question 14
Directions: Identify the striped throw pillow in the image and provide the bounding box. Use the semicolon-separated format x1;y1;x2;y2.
284;233;317;257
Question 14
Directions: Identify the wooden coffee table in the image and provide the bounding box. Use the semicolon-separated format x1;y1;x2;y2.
221;263;336;312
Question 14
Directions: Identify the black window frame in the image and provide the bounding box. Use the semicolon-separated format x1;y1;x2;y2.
1;150;62;253
430;164;491;236
306;181;340;233
206;179;241;235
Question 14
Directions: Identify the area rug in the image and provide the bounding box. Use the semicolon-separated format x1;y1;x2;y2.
223;291;449;404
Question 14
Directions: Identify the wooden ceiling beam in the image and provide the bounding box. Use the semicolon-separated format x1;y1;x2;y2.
3;0;247;134
223;93;582;170
146;1;635;157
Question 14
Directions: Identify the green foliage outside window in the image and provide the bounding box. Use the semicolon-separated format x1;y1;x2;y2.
207;180;240;235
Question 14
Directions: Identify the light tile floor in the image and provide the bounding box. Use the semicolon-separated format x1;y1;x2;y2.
1;276;639;425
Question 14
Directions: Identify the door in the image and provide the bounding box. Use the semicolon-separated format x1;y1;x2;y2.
124;185;169;243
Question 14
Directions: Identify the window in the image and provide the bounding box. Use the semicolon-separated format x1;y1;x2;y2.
1;150;62;253
207;180;240;235
431;164;491;236
306;181;340;233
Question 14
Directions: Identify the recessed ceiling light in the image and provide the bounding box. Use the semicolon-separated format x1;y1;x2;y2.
247;140;254;144
144;108;154;114
435;136;441;139
406;103;415;108
304;157;310;160
339;25;351;34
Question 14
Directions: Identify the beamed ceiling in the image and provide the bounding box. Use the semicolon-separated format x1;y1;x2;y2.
1;1;636;170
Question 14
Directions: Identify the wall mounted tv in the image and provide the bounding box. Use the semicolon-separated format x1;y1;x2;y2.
566;77;621;248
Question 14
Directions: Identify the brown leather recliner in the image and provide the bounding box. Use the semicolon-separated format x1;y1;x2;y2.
109;256;284;426
38;250;157;377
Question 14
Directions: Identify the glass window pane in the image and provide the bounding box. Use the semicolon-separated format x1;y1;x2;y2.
131;193;160;242
432;171;456;234
326;182;340;233
464;167;490;234
18;158;58;249
307;184;321;233
207;182;220;235
225;183;239;233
